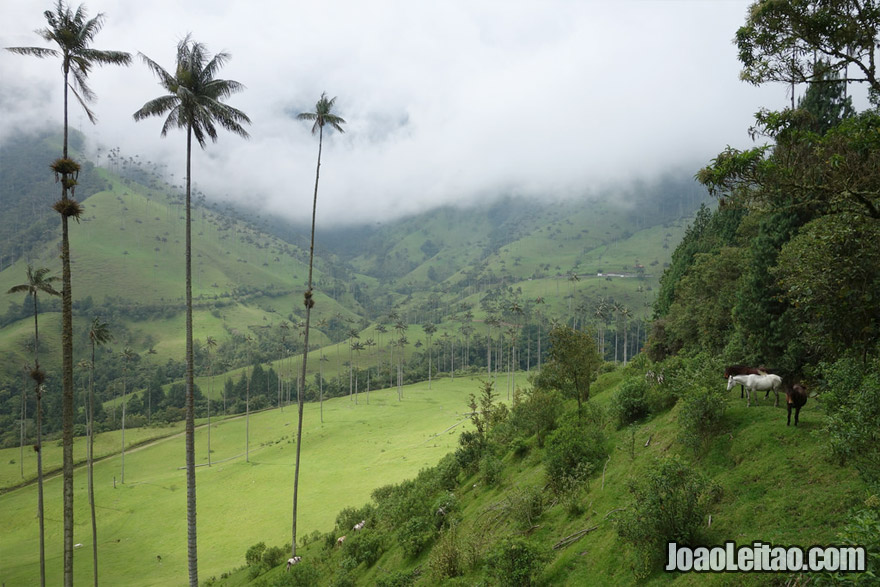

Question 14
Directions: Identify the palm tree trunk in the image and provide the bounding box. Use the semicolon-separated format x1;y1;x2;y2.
89;344;98;587
61;64;75;587
36;385;46;587
293;124;323;557
184;125;199;587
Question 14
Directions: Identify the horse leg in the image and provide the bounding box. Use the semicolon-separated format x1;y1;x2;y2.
794;406;801;426
787;403;792;426
740;385;744;399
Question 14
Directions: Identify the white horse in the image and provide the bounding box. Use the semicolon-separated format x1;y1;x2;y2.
727;374;782;407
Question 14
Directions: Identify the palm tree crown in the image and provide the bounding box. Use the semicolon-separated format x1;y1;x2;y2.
133;34;251;146
297;92;346;135
6;0;132;124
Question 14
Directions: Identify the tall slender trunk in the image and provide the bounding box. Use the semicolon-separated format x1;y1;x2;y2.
293;125;323;557
89;344;98;587
61;63;75;587
121;374;126;484
184;125;199;587
36;384;46;587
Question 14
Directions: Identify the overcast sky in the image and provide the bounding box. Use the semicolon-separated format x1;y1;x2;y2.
1;0;793;224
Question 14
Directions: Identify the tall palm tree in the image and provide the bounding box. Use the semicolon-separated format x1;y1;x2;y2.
7;8;130;581
120;346;136;483
133;35;250;586
422;323;437;389
291;92;345;557
8;265;60;587
205;336;217;465
88;317;111;587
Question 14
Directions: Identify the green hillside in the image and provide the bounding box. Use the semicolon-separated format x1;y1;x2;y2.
209;360;872;587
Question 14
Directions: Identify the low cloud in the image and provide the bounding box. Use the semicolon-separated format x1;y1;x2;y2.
1;0;785;224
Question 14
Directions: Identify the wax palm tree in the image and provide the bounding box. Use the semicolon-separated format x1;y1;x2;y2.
8;265;60;587
88;317;111;587
120;346;136;483
133;35;250;586
364;338;376;402
422;323;437;389
8;11;130;580
292;92;345;557
205;336;216;465
352;340;365;404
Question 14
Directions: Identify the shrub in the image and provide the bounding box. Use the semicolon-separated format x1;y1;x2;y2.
245;541;266;567
262;545;286;569
615;456;720;577
435;453;461;490
544;416;607;494
677;384;726;454
509;385;562;447
336;503;375;534
486;536;549;587
428;526;465;581
397;515;435;558
480;452;504;486
505;485;544;530
454;430;484;474
343;530;384;567
611;378;650;428
269;561;320;586
375;569;418;587
819;494;880;585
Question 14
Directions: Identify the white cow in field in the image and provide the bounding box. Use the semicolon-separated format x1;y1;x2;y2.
286;556;301;571
353;520;365;531
336;535;346;547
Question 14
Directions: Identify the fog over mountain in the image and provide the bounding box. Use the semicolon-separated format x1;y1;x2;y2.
1;0;787;224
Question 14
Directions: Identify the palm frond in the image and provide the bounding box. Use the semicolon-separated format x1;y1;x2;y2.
4;46;58;58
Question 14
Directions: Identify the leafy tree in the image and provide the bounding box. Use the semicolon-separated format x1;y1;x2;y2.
87;317;111;586
7;265;60;586
774;213;880;362
7;6;131;581
736;0;880;99
133;35;250;586
292;92;345;557
538;325;601;417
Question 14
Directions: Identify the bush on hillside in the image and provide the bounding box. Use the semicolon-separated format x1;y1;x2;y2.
677;384;726;454
486;536;549;587
544;414;607;494
342;530;384;567
611;378;650;427
509;385;563;447
336;504;376;534
615;456;720;578
269;561;320;586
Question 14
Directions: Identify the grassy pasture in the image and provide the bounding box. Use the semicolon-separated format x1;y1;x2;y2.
0;375;487;586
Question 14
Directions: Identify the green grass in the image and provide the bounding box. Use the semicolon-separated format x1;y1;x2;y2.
0;375;489;586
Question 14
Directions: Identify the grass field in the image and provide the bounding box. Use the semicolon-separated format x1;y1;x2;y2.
0;375;491;586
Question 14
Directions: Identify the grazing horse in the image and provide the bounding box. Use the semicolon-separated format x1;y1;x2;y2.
785;383;808;426
336;535;346;547
353;520;365;531
286;556;302;571
727;374;782;407
724;366;780;402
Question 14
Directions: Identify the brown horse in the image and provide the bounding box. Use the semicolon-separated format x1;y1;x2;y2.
785;383;808;426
